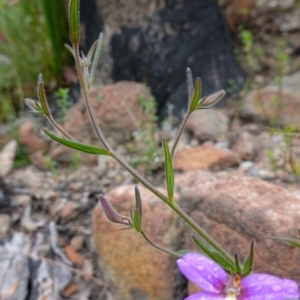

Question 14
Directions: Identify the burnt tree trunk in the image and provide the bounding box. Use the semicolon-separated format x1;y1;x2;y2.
81;0;245;121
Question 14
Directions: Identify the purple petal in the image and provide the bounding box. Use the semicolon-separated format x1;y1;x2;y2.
184;292;225;300
240;273;299;300
177;253;228;294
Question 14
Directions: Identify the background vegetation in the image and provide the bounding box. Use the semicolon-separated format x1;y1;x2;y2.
0;0;69;123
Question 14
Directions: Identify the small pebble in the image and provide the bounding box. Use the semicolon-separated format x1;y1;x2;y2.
70;235;85;252
0;214;11;234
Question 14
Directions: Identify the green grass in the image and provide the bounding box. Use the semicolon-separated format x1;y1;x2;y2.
0;0;69;123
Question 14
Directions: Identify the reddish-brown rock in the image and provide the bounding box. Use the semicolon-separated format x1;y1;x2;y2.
64;81;150;144
49;82;150;163
240;86;300;129
176;170;300;281
173;143;240;172
92;185;184;300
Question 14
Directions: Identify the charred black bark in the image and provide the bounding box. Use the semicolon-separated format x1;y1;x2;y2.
81;0;245;121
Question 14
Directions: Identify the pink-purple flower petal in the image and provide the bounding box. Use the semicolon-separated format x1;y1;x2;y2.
177;253;228;294
240;273;299;300
185;293;225;300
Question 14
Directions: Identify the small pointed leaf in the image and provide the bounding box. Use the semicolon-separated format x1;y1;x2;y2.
133;209;142;232
192;235;234;272
38;80;51;117
89;32;103;88
234;254;241;274
43;129;111;156
175;250;195;257
86;40;99;64
69;0;80;45
135;186;142;220
197;89;226;109
242;240;254;276
25;98;44;115
65;44;75;57
163;139;174;202
269;236;300;248
189;77;201;112
186;68;194;103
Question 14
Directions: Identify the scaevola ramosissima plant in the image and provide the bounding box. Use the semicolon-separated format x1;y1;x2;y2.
24;0;300;298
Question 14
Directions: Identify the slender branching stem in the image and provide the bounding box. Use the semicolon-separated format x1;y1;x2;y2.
171;110;191;156
73;44;233;263
73;44;169;202
140;229;180;257
48;114;74;140
73;45;112;152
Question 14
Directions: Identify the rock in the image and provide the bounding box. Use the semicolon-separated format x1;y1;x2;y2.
50;82;150;164
0;214;11;234
68;182;84;192
240;75;300;129
18;119;49;154
43;191;59;202
60;202;82;224
186;109;229;142
29;151;47;170
239;161;254;172
66;82;150;144
232;131;257;161
70;235;85;252
12;195;31;207
0;140;17;176
92;185;184;300
173;143;240;172
176;170;300;281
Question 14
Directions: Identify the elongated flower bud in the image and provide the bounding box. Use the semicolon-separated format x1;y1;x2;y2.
98;195;130;226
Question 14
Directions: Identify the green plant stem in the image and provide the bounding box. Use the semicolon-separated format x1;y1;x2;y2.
73;45;112;152
140;229;180;257
171;110;191;156
48;114;74;140
171;202;234;265
73;43;233;264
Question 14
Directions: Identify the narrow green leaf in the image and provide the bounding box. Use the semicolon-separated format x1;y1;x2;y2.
192;235;234;272
135;186;142;221
38;79;51;117
234;254;241;274
269;236;300;248
189;77;201;112
89;32;103;88
133;209;142;232
69;0;80;45
242;240;254;276
43;129;111;156
163;139;174;202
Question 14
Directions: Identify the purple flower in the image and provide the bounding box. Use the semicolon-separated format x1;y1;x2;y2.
177;253;299;300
